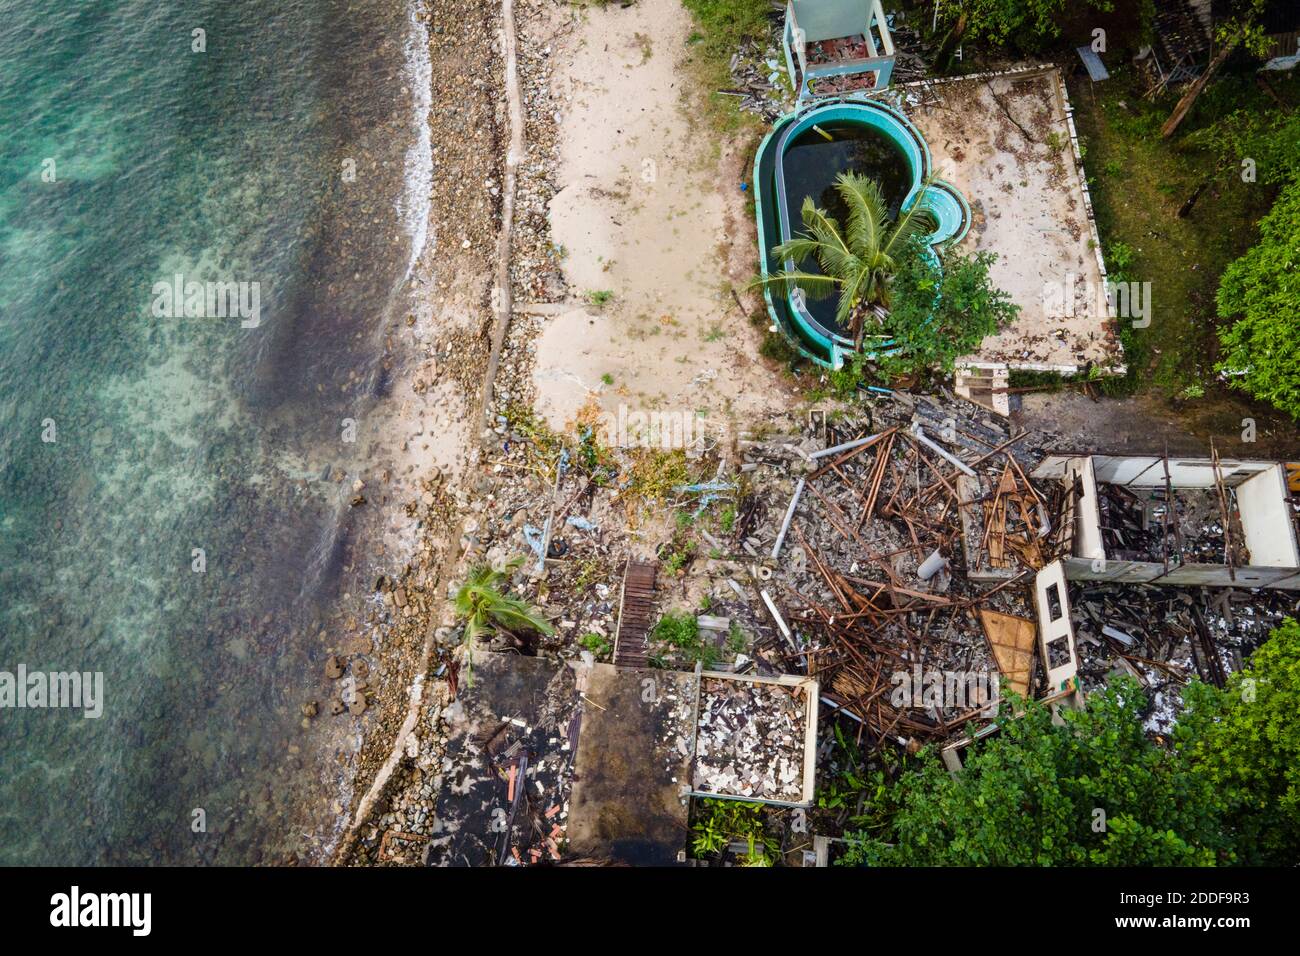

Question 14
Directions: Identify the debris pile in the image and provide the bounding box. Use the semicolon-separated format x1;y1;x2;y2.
1074;584;1224;691
424;658;579;867
960;458;1068;578
721;14;934;121
724;40;798;121
735;397;1067;748
810;72;880;96
694;677;808;802
1096;482;1250;568
1070;582;1298;733
807;35;872;64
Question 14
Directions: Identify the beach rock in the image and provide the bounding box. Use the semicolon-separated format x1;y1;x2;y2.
301;701;319;719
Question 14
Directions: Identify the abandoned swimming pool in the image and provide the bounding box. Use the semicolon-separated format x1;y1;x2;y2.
753;97;970;369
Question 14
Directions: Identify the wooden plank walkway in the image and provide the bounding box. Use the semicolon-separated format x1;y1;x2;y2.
613;559;657;668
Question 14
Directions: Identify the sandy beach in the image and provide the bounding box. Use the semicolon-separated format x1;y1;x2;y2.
331;0;801;864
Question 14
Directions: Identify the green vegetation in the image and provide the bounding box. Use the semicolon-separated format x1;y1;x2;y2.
690;798;773;864
725;621;746;654
626;448;689;504
933;0;1115;56
1070;72;1284;397
718;504;736;534
756;172;938;350
681;0;772;132
453;559;555;674
1187;105;1300;419
573;558;606;589
507;402;616;488
662;542;694;577
759;327;799;365
828;352;868;400
586;289;614;307
841;620;1300;866
1214;184;1300;419
504;400;565;460
842;678;1223;865
653;610;698;646
755;174;1015;384
816;723;908;838
651;610;719;666
1176;619;1300;865
883;239;1019;376
579;631;612;658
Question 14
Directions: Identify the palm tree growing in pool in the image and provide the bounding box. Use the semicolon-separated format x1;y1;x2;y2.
759;171;937;351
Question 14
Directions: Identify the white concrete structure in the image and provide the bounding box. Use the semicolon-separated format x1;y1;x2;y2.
1032;454;1300;589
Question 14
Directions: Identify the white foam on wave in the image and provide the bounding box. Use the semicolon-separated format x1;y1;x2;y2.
396;1;433;281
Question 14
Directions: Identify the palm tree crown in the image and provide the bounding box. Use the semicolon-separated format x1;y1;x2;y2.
454;559;554;646
762;172;937;346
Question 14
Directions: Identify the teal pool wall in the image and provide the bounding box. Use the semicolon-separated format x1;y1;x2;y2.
754;97;970;369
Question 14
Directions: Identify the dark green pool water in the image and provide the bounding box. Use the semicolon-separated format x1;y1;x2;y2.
779;122;911;334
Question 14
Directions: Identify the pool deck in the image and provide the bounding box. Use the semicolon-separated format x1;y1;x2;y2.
871;65;1125;375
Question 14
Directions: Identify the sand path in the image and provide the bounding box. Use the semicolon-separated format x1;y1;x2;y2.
533;0;786;437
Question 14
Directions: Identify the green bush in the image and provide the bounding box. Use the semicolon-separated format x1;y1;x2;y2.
937;0;1115;54
1214;182;1300;419
841;678;1224;866
680;0;770;63
651;611;720;666
883;239;1019;375
1176;619;1300;865
579;632;612;658
691;798;771;863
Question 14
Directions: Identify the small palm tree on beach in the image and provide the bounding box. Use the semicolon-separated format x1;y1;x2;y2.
757;172;937;349
454;558;554;676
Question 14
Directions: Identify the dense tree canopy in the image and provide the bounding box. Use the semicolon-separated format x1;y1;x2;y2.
1176;619;1300;865
842;620;1300;866
1214;183;1300;419
935;0;1114;53
1196;108;1300;419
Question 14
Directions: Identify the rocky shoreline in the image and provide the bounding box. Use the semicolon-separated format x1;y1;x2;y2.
326;0;569;866
330;0;798;866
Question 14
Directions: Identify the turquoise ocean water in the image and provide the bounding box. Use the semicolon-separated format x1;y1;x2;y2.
0;0;430;863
